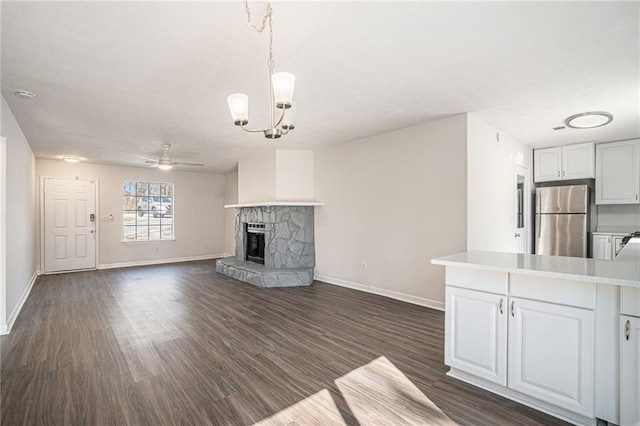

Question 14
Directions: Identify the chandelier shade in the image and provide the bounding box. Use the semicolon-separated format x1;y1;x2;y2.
282;101;297;130
227;93;249;126
272;72;295;109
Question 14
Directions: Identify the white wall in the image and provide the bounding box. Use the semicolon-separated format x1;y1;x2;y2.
237;152;276;203
224;170;238;255
467;114;534;252
597;205;640;233
36;160;227;267
275;150;314;201
1;95;38;334
313;115;468;309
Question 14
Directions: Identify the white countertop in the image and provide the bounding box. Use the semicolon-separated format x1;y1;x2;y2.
431;251;640;287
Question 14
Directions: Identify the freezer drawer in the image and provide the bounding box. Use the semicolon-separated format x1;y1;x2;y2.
537;185;589;214
536;213;588;257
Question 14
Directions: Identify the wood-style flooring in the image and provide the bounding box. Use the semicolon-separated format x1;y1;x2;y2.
1;260;568;425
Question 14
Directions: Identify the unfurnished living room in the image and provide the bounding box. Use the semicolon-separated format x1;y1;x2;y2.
1;1;639;425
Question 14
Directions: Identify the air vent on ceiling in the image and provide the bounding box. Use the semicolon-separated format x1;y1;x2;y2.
14;90;36;100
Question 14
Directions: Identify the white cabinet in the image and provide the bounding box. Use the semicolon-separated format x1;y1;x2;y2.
534;147;562;182
593;233;629;259
508;297;594;417
593;234;613;260
620;315;640;426
534;142;595;183
445;287;507;385
596;139;640;205
620;287;640;426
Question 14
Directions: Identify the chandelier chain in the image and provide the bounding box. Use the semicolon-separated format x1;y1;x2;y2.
243;0;274;69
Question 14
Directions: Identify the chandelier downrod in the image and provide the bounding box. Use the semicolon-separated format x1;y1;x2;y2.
227;1;297;139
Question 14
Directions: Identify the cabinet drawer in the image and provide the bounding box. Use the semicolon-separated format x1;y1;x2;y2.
446;267;508;294
510;274;596;310
621;286;640;317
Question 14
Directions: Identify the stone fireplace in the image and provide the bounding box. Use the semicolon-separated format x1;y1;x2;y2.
216;206;315;287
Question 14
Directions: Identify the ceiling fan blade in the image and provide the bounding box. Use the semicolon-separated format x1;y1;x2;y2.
172;161;205;167
136;155;158;162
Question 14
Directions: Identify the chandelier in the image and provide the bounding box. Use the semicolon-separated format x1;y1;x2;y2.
227;1;297;139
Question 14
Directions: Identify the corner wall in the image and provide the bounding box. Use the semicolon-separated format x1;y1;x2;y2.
224;170;238;255
313;115;468;309
467;114;534;252
1;95;38;334
36;160;227;268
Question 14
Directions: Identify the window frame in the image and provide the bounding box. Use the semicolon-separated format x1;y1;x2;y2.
122;180;175;243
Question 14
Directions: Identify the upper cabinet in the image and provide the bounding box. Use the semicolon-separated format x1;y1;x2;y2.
534;142;595;183
596;139;640;205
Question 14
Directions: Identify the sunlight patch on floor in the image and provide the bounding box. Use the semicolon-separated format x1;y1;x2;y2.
254;356;457;425
254;389;347;425
335;356;457;425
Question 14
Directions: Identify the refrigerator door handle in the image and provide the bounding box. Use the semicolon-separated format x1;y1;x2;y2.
536;191;541;238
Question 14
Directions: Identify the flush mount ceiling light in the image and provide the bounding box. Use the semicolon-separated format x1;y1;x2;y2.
227;1;297;139
564;111;613;129
62;155;81;163
14;90;36;100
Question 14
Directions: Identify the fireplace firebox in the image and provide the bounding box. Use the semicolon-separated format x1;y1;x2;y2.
245;223;265;265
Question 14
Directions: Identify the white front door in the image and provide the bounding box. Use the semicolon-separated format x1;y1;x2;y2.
43;178;96;273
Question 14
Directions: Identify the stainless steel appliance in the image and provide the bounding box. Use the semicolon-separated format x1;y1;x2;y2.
616;232;640;261
535;185;590;257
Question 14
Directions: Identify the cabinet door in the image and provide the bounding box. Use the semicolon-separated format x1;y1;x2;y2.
593;234;613;260
508;298;594;417
563;142;595;180
621;316;640;426
534;147;562;182
596;140;640;205
445;287;507;385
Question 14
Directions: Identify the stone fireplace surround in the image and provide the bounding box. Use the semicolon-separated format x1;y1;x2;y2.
216;206;315;287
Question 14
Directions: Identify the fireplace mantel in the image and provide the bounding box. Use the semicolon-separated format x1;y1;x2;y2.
224;201;323;209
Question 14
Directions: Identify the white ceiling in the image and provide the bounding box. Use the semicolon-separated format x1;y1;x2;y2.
2;1;638;173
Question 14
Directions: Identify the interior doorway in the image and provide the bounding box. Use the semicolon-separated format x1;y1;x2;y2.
514;165;530;254
42;178;97;273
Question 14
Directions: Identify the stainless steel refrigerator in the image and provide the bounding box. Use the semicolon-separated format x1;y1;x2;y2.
535;185;590;257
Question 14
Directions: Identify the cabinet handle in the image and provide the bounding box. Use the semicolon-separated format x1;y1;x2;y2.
511;301;515;317
499;298;503;315
636;193;638;201
562;170;566;177
557;171;561;177
626;320;631;341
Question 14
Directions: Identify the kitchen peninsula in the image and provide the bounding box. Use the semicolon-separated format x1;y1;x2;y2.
431;251;640;426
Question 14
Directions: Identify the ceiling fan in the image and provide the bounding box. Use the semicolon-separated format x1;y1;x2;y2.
137;143;205;170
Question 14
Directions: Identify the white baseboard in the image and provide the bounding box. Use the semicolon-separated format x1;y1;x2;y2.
97;254;227;270
314;274;445;311
0;271;38;335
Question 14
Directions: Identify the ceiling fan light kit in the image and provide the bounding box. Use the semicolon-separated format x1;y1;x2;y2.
227;1;297;139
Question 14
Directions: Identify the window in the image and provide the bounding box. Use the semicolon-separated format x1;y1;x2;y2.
123;181;174;241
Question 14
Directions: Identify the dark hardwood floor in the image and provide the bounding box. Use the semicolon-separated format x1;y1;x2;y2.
1;260;568;425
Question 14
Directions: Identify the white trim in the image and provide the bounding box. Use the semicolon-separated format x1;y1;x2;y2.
315;274;445;311
97;253;226;270
225;200;323;208
0;271;38;335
